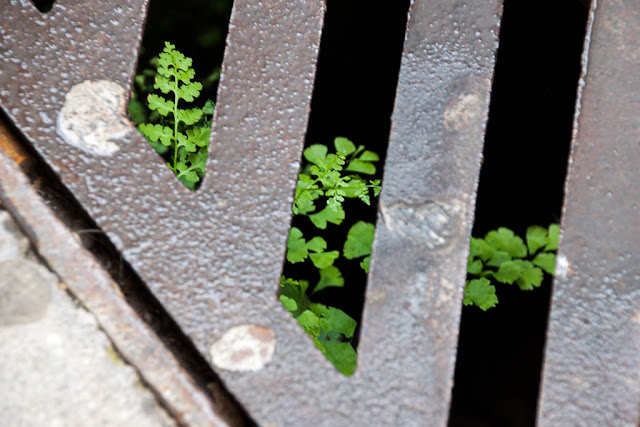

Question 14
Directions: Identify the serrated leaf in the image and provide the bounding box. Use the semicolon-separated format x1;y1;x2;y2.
309;251;339;269
138;123;173;146
314;266;344;293
303;145;328;166
186;127;210;148
153;75;173;94
516;262;544;291
526;225;548;254
177;108;203;125
343;221;375;259
334;137;356;155
317;306;357;338
178;81;203;102
493;260;523;284
147;94;174;116
345;159;376;175
360;256;370;273
464;278;498;311
296;310;320;335
176;131;196;152
308;204;345;229
485;228;527;258
533;253;556;275
286;227;307;263
546;223;560;251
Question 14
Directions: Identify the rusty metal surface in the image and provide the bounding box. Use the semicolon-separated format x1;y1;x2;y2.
0;140;226;426
537;1;640;425
0;0;503;424
356;1;503;424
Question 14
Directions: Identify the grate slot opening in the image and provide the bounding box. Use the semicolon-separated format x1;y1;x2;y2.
280;0;410;372
448;1;590;425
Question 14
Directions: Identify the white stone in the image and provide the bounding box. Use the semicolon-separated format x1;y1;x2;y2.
57;80;134;155
210;324;276;372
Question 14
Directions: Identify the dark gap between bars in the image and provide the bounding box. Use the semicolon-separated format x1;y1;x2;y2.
29;0;55;13
282;0;410;350
448;1;589;426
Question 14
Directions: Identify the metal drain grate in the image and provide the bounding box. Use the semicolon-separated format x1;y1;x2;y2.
0;0;638;425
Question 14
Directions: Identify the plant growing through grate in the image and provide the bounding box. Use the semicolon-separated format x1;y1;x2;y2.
464;224;558;311
280;137;381;376
137;42;212;190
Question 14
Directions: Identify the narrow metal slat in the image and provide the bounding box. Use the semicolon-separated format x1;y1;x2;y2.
355;1;503;424
537;1;640;425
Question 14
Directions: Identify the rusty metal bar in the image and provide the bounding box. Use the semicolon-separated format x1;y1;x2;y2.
0;124;227;426
357;1;503;424
537;1;640;425
0;0;503;424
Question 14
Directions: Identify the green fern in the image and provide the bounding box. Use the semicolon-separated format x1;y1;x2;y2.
464;224;559;310
138;42;213;190
281;137;381;376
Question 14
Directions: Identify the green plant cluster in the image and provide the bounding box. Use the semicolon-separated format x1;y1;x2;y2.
464;224;559;310
280;137;381;376
136;42;213;190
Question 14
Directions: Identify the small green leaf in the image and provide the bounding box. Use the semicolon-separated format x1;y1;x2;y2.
315;340;357;376
138;123;173;146
469;237;495;262
147;94;174;116
485;228;527;258
309;251;340;269
526;225;548;254
186;127;210;148
345;159;376;175
467;259;483;275
308;204;345;229
178;81;203;102
545;223;560;251
334;137;356;155
306;236;327;253
464;278;498;311
311;304;358;338
202;99;215;115
486;250;513;268
279;295;298;313
358;150;379;162
286;227;308;263
516;262;544;291
177;108;203;125
303;145;328;166
314;266;344;293
343;221;375;259
153;75;173;94
360;256;371;273
296;310;320;335
493;260;523;284
533;253;556;275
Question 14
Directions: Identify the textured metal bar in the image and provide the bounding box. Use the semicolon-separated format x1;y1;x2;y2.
0;127;227;426
0;0;503;424
356;1;503;424
537;1;640;425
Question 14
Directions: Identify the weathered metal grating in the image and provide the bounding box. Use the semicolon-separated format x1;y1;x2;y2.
0;0;638;425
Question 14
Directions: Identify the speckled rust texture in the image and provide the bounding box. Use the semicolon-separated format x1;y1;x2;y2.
538;1;640;425
0;0;503;424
